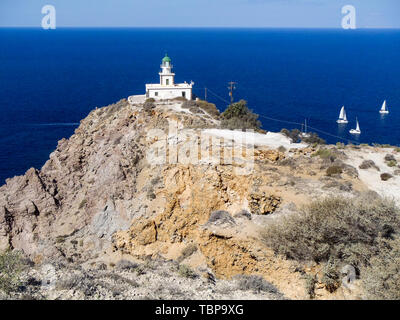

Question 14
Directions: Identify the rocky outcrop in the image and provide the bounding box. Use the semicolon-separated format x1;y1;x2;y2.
1;97;397;300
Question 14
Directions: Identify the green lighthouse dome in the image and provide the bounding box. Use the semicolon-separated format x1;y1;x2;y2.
162;54;171;63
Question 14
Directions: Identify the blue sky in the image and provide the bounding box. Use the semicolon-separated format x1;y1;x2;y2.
0;0;399;28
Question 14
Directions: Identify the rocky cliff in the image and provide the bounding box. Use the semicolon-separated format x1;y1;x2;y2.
1;97;399;300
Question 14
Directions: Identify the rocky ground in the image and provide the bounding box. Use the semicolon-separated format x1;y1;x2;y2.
1;97;399;300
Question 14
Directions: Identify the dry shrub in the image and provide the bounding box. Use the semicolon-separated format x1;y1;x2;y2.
177;244;198;263
178;264;197;279
362;238;400;299
262;197;399;265
172;96;187;102
197;100;220;118
235;274;283;297
380;173;393;181
261;196;400;298
359;160;380;171
326;166;343;176
277;146;287;153
311;148;334;159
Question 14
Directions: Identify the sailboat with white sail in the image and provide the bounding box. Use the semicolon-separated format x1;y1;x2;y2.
379;100;389;114
349;117;361;134
301;119;310;138
336;106;348;124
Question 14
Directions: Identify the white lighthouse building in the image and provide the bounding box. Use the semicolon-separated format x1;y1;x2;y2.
145;54;194;100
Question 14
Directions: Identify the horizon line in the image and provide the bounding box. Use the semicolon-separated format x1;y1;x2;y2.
1;26;400;30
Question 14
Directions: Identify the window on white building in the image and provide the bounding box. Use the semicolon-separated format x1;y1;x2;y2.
166;79;169;85
155;92;158;96
182;91;186;98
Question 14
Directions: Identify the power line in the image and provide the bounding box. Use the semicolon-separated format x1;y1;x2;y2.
201;86;360;144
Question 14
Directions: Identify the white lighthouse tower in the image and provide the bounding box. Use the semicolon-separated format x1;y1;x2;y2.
159;55;175;86
145;54;193;100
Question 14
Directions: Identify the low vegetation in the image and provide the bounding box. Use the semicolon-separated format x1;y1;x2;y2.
302;132;326;145
362;238;400;299
0;250;27;295
336;142;345;149
277;146;287;153
177;244;198;263
262;196;400;298
177;264;198;279
235;275;283;297
172;96;188;102
359;160;380;171
380;173;393;181
182;100;220;118
326;165;343;176
143;101;156;114
220;100;261;131
311;148;335;160
281;128;325;145
280;128;301;143
196;100;220;118
386;160;397;167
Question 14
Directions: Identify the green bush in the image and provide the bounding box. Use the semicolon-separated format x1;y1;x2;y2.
221;100;261;130
0;250;26;295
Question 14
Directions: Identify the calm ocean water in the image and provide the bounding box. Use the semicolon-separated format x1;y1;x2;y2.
0;28;400;183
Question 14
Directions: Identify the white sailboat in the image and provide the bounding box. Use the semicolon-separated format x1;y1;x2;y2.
349;118;361;134
336;106;348;123
301;119;310;138
379;100;389;114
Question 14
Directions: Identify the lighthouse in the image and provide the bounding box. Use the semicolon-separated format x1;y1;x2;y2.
159;54;175;86
145;54;193;101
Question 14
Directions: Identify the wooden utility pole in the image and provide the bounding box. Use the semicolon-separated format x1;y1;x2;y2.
228;81;237;104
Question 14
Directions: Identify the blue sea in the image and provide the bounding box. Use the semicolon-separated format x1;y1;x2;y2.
1;28;400;183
